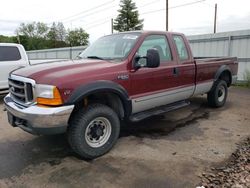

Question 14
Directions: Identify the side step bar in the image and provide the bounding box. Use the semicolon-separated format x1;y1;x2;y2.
129;100;190;122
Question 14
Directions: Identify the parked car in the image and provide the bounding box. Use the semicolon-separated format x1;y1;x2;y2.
0;43;67;94
4;31;238;159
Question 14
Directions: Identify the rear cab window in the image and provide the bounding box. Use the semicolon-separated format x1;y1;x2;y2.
173;35;189;61
137;35;172;66
0;46;21;61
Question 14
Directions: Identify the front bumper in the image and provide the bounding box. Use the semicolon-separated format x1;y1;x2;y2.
4;94;74;135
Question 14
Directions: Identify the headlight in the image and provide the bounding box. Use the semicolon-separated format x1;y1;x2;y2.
35;84;63;106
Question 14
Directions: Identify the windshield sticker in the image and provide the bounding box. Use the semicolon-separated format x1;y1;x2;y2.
123;35;138;40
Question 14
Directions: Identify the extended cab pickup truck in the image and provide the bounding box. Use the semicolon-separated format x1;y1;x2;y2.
4;31;238;159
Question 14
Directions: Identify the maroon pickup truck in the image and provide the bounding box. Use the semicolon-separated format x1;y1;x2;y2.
4;31;238;159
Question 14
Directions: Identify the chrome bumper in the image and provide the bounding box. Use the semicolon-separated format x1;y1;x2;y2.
4;94;74;135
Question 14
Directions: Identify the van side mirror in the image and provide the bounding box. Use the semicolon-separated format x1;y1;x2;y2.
133;48;160;70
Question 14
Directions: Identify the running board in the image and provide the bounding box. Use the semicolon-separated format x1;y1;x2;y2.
129;100;190;122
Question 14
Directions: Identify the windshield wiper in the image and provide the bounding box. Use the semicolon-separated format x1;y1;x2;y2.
86;56;104;60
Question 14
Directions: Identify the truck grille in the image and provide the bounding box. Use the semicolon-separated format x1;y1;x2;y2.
9;76;35;106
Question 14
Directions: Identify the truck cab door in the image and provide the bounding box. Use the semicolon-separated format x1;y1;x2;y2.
130;34;183;114
0;45;27;91
171;34;196;94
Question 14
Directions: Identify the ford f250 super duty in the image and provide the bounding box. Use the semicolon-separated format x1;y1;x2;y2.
4;31;238;159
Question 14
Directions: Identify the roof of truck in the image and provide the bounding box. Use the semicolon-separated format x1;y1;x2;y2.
109;30;184;36
0;43;23;47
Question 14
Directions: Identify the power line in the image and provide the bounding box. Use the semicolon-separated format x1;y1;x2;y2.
68;0;163;30
76;0;160;26
140;0;161;8
1;0;206;32
0;0;162;29
166;0;168;31
62;4;117;24
63;0;159;25
141;0;205;15
85;20;110;30
171;0;205;9
58;0;115;22
80;14;116;27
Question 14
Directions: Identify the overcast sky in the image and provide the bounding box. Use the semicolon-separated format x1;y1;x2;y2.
0;0;250;42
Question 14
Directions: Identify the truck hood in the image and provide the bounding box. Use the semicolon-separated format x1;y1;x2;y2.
13;59;120;85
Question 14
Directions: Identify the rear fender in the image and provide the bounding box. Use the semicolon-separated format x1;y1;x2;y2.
214;65;232;86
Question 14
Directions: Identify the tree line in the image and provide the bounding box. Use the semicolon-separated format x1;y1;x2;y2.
0;22;89;50
0;0;143;51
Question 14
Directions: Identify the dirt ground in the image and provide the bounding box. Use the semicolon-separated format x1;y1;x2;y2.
0;86;249;188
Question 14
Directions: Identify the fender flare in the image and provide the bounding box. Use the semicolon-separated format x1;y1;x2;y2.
66;80;132;117
214;65;232;84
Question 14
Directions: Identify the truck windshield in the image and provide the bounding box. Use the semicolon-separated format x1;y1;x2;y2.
78;33;140;62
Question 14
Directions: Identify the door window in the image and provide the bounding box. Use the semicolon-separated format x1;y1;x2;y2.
137;35;172;66
173;35;189;61
0;46;21;61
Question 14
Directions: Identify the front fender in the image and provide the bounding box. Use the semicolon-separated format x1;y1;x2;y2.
66;80;132;117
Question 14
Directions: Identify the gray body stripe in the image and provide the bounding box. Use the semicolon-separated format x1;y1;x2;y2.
132;86;194;114
131;81;214;114
193;81;213;95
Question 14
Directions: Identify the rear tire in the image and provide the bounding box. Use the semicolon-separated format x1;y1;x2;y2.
207;80;228;107
67;104;120;159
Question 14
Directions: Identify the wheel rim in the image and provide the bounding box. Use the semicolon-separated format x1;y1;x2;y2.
218;85;226;102
85;117;112;148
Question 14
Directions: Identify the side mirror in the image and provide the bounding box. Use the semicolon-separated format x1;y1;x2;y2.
133;48;160;70
146;48;160;68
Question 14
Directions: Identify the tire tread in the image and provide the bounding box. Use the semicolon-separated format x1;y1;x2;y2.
67;103;120;159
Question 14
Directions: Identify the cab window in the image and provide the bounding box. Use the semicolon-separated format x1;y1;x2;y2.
0;46;21;61
137;35;172;66
173;35;189;61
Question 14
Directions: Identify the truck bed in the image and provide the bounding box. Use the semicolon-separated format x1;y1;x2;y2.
194;57;238;86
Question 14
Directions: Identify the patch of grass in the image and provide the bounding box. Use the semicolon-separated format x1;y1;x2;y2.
243;69;250;87
233;82;249;88
232;69;250;88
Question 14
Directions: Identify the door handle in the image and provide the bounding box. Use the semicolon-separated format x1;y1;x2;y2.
173;67;179;76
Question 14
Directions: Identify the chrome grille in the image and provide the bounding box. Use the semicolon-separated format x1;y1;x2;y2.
8;75;35;106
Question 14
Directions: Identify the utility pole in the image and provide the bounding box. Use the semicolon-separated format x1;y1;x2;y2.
214;3;217;33
16;31;20;44
111;18;113;34
166;0;168;31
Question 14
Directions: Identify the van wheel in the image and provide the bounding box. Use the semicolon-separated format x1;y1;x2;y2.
68;104;120;159
207;80;228;107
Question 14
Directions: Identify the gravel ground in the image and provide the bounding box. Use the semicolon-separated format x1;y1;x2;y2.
0;86;249;188
199;137;250;188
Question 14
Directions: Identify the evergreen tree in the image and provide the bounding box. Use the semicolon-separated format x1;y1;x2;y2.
114;0;143;32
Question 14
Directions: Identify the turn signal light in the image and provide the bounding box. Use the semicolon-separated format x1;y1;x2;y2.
37;87;63;106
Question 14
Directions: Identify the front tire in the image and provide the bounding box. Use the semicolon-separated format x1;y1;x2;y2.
68;104;120;159
207;80;228;107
